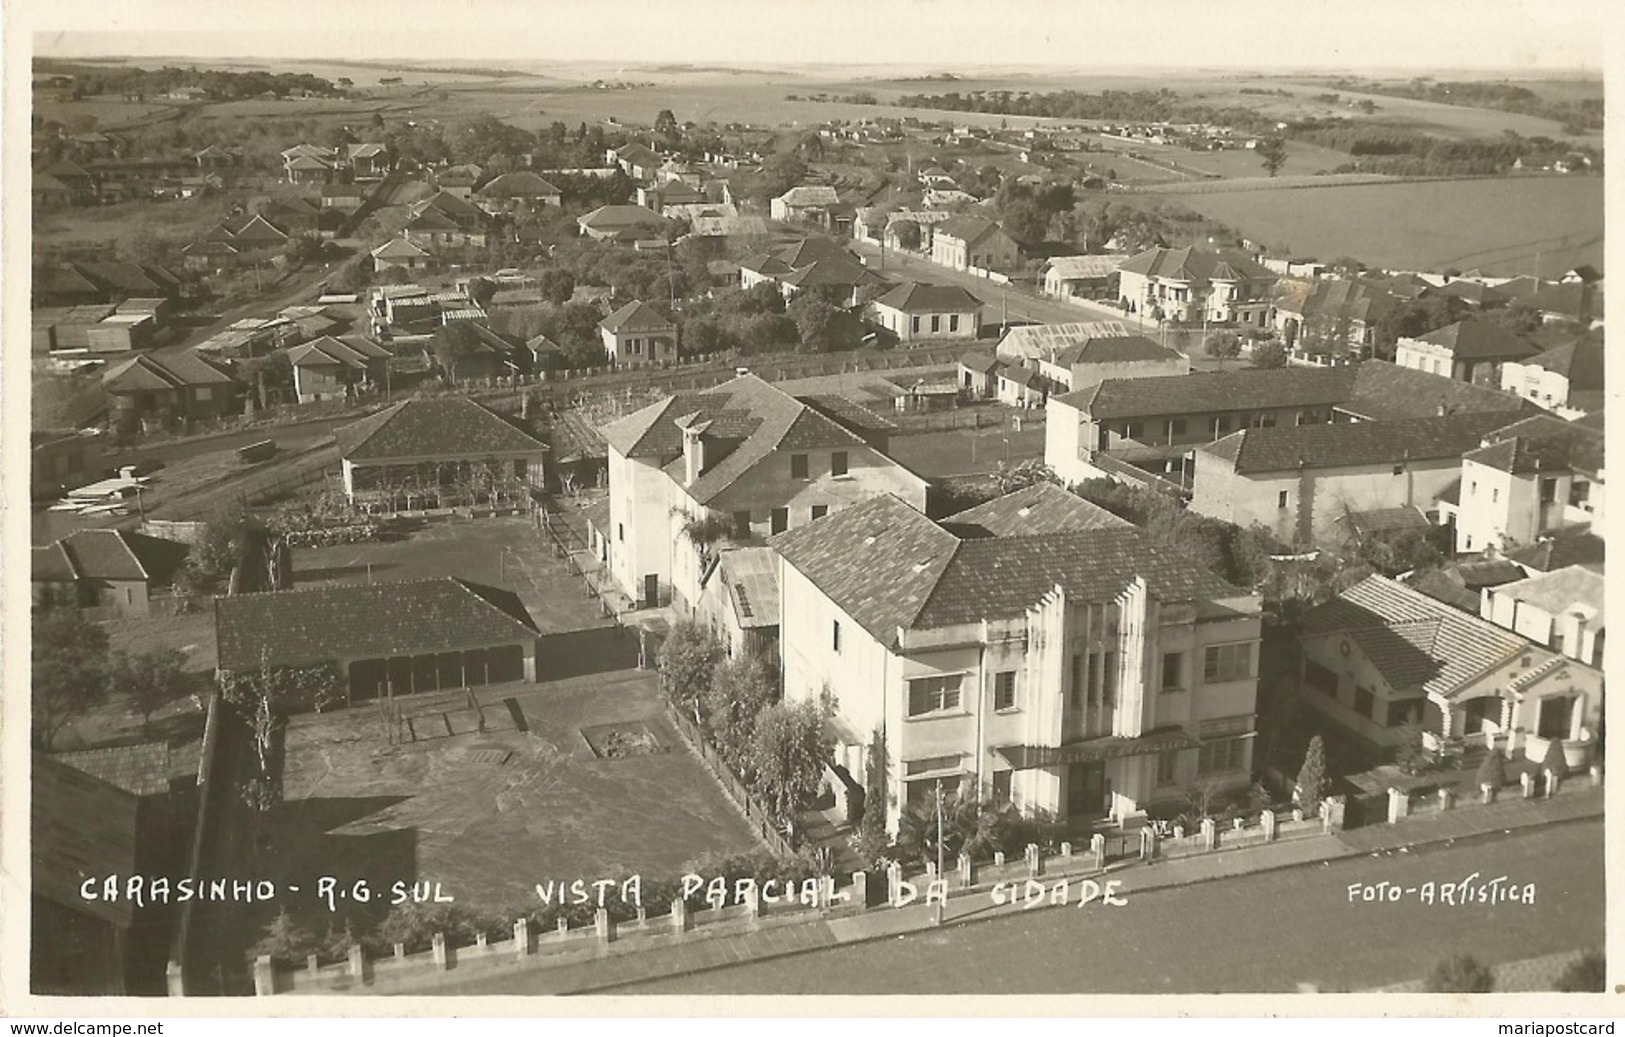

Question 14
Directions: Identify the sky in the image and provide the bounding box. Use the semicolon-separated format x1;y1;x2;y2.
22;0;1613;73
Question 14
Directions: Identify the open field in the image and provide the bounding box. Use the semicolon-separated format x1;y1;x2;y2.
34;192;242;254
1156;175;1604;275
33;96;181;128
888;422;1046;478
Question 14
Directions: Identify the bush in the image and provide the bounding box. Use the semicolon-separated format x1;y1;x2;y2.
1295;735;1330;816
1554;951;1605;992
1425;953;1494;993
1476;751;1506;790
1542;738;1568;780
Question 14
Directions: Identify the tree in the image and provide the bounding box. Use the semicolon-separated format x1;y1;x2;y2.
654;108;681;145
1542;737;1568;789
32;610;113;750
1257;136;1288;178
657;620;724;726
703;653;779;768
1204;330;1243;368
1476;750;1506;793
858;726;890;861
1294;735;1330;816
1554;951;1605;992
1393;719;1431;776
746;699;835;826
252;909;319;968
891;219;921;251
787;294;861;353
117;648;191;735
536;269;576;306
1250;337;1289;369
1425;954;1494;993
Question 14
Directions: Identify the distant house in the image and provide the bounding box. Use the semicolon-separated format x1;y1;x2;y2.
867;283;983;342
476;171;562;214
31;529;189;616
333;396;548;502
319;183;367;211
1000;324;1188;392
930;215;1020;273
1272;277;1401;362
738;237;889;306
1298;575;1601;765
1514;279;1603;327
258;197;322;238
1499;329;1604;417
1482;565;1605;669
1189;412;1519;548
214;578;544;702
409;190;489;234
956;351;1001;399
427;321;526;384
433;163;483;201
33;173;75;209
769;185;842;229
101;353;237;431
370;236;436;274
1043;255;1126;303
1446;414;1604;555
609;143;663;181
403;207;486;249
344;142;391;179
697;545;781;661
577;204;668;243
31;429;105;499
286;335;393;403
1395;318;1540;386
32;260;182;307
1116;246;1277;329
600;300;679;365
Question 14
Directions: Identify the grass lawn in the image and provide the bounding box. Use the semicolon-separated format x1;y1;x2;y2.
887;422;1046;478
290;514;604;635
266;666;764;929
102;610;220;672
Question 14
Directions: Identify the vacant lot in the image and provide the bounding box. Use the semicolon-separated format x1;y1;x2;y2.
1156;176;1604;276
269;666;763;927
34;192;239;256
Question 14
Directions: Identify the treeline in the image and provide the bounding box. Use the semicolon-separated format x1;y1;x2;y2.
40;61;341;102
896;87;1186;122
1328;77;1604;133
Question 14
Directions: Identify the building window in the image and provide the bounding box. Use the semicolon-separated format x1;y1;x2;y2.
1392;464;1404;476
1156;751;1179;787
832;620;842;654
1305;659;1339;697
911;316;921;335
1086;651;1102;704
907;675;964;717
1123;421;1144;441
1354;686;1375;719
790;453;809;479
994;670;1017;711
1212;416;1231;437
1278;490;1289;509
931;314;941;333
733;511;751;538
810;504;828;520
1203;642;1254;683
1492;488;1499;503
831;451;848;477
992;769;1012;801
1386;700;1420;728
1168;418;1187;438
1161;652;1183;692
1197;737;1246;775
904;754;963;777
949;314;960;333
770;508;788;534
1070;654;1082;709
617;523;624;542
1540;478;1558;504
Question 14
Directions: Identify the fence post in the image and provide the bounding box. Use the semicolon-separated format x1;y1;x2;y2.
431;932;449;970
1437;788;1455;812
958;853;975;889
1520;772;1535;799
1260;808;1278;841
1025;843;1043;877
849;871;869;911
1386;787;1410;824
166;961;185;997
513;917;530;957
1059;841;1073;858
886;862;904;905
252;955;276;996
347;944;365;979
1200;817;1217;851
671;897;691;933
595;908;617;944
556;917;569;940
1090;833;1106;871
393;942;406;964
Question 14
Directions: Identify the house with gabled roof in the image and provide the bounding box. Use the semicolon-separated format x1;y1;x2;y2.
1499;328;1604;417
609;143;663;180
696;545;782;661
410;190;489;233
333;396;548;502
1043;254;1126;303
737;236;889;305
286;335;393;403
475;171;562;214
1482;565;1605;669
344;141;391;179
1448;414;1604;555
370;236;436;274
101;353;237;431
600;374;929;612
31;528;189;616
1189;412;1519;548
1116;246;1277;329
215;577;543;702
577;204;669;243
403;206;486;249
1298;575;1601;766
772;491;1263;834
930;215;1021;273
868;283;983;342
769;184;842;228
938;481;1130;538
1001;324;1188;392
600;300;678;365
1271;277;1402;363
1396;317;1540;386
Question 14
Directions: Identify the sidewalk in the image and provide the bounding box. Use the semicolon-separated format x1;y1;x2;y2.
361;786;1603;996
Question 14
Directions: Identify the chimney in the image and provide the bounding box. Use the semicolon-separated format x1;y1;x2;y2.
1569;611;1586;660
682;425;705;486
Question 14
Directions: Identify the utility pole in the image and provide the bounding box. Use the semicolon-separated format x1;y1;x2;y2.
934;778;945;927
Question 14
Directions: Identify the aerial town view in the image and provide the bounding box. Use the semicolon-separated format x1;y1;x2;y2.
15;2;1608;1009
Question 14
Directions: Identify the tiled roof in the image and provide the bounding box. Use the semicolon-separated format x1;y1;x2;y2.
1046;255;1126;279
335;397;547;462
1464;414;1604;475
600;300;676;333
1414;318;1539;361
53;742;179;796
718;546;780;629
941;482;1131;538
1341;506;1430;539
772;493;1245;644
216;577;540;671
371;237;432;260
1492;565;1605;627
578;204;666;230
872;282;983;313
1519;330;1604;391
934;215;1004;245
33;754;140;927
287;335;390;370
795;394;898;435
1053;335;1185;366
31;543;78;582
1198;412;1516;474
102;353;236;393
958;351;999;374
1300;575;1532;701
779;257;887;289
1117;246;1274;282
418;190;485;220
477;171;561;198
1055;366;1355;419
405;207;462;232
1338;360;1533;422
777;185;840;207
1403;570;1483;614
998;321;1135;360
1506;529;1606;573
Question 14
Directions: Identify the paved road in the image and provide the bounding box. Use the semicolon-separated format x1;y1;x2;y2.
604;819;1604;995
